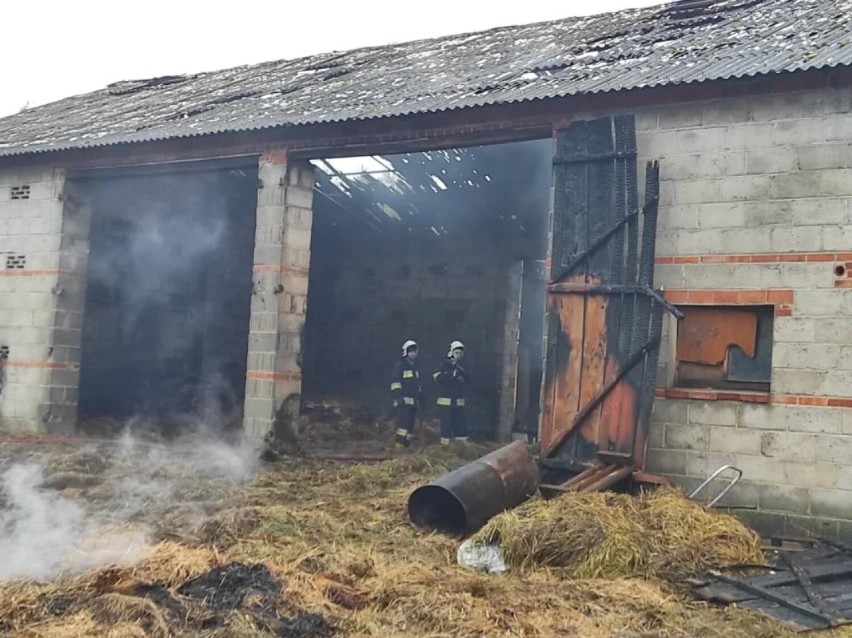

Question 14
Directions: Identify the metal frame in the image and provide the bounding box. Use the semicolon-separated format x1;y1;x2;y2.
688;464;743;508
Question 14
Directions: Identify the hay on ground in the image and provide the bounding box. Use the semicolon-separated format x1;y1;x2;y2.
40;471;103;490
11;610;148;638
112;542;220;588
0;439;804;638
641;487;765;574
87;593;170;638
473;486;765;579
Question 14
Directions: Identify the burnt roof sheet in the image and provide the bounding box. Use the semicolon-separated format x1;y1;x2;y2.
1;0;851;158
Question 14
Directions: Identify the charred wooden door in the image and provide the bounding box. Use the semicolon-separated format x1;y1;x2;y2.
540;114;680;468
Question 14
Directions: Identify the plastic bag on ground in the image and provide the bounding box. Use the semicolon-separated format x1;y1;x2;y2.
457;538;508;574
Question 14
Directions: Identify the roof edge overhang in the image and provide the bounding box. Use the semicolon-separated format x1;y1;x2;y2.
2;66;851;172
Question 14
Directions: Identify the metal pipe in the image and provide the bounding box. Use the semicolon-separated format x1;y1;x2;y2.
407;441;540;536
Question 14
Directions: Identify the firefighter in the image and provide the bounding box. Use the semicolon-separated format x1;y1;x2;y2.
433;340;469;445
390;339;421;447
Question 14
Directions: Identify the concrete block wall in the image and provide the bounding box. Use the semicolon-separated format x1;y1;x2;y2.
243;154;314;441
631;85;852;538
45;180;90;433
0;166;80;433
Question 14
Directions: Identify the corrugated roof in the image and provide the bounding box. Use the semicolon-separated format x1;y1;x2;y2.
1;0;850;158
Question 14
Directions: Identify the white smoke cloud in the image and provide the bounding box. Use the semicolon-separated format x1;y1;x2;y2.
0;464;85;580
0;426;262;582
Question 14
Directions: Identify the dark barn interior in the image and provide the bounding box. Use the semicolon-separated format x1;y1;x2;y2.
72;139;552;440
302;139;551;439
76;166;258;430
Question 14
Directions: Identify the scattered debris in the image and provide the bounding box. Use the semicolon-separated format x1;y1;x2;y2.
691;543;852;632
457;539;507;574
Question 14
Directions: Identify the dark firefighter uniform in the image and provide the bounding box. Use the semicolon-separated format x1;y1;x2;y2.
390;341;421;446
433;342;469;444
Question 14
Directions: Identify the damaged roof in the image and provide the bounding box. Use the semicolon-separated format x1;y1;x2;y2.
1;0;851;157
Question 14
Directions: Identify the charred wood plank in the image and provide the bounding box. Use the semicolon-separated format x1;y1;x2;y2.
696;579;852;608
747;561;852;589
553;150;638;164
781;553;838;616
551;206;642;283
708;572;841;628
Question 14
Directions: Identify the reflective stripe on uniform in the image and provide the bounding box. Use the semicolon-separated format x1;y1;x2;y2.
402;397;415;405
390;382;402;391
440;437;450;445
396;428;408;437
455;398;465;407
436;397;452;407
402;370;415;379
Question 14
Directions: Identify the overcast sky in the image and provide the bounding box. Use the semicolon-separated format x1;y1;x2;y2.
0;0;662;117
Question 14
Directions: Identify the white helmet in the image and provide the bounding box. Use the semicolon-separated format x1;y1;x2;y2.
448;340;465;357
402;339;418;356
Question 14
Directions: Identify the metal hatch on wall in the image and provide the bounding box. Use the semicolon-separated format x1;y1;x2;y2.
538;114;682;490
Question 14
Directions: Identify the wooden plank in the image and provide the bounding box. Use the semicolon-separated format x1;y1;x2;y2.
744;560;852;588
582;120;616;456
545;282;587;453
770;547;842;563
596;118;632;460
708;573;839;628
693;548;852;633
695;577;852;606
565;465;610;490
739;593;852;631
612;351;643;457
739;600;824;632
597;139;627;455
539;302;561;452
577;291;608;449
581;465;633;492
781;553;838;616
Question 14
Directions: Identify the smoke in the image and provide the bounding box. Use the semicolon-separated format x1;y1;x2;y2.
120;211;226;345
82;175;229;349
0;426;262;582
0;172;263;581
0;464;84;580
78;168;257;419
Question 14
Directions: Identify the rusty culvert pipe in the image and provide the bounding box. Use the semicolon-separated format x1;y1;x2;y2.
407;441;540;536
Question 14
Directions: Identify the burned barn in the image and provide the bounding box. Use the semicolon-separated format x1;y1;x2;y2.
1;0;852;540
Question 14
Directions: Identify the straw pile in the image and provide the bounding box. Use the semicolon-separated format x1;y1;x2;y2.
473;487;765;579
0;434;831;638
